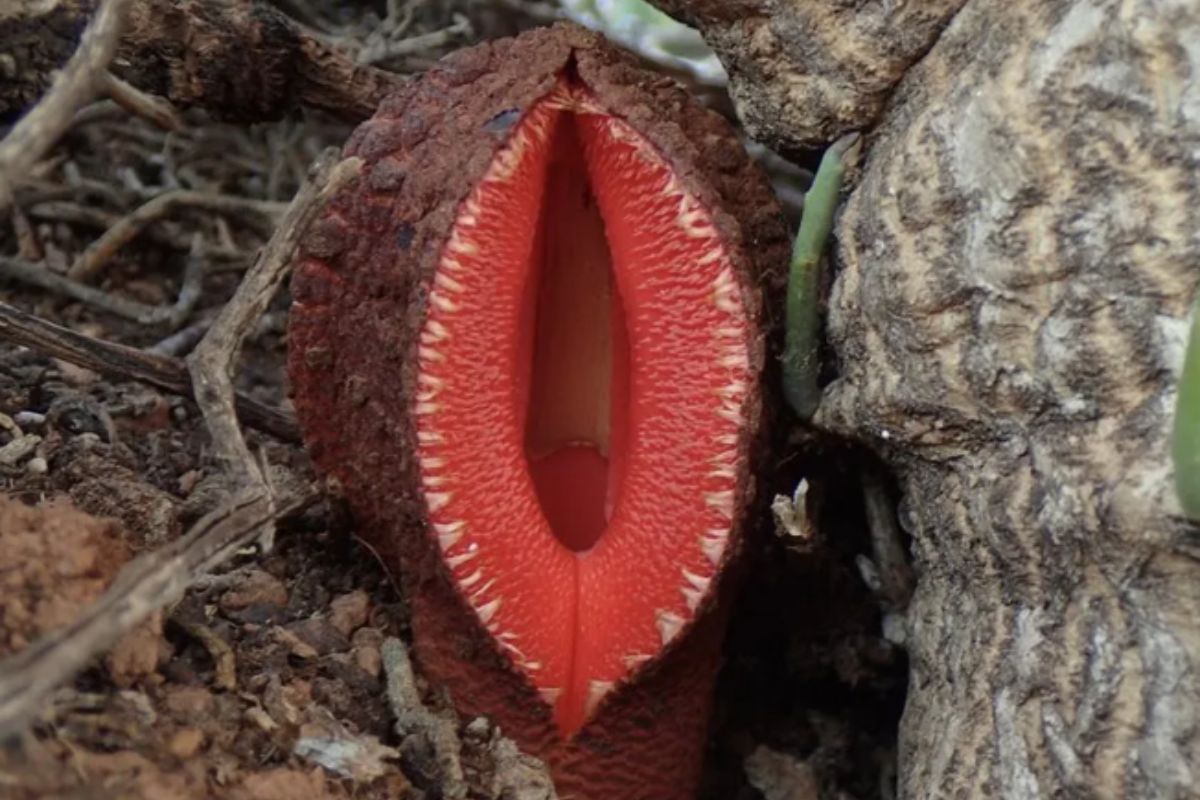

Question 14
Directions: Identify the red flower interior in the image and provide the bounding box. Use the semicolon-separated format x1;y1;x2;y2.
413;76;751;737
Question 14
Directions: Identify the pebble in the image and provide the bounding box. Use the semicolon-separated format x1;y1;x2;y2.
13;411;45;429
168;728;205;759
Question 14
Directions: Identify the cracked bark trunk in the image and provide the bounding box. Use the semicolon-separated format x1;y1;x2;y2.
659;0;1200;796
815;2;1200;797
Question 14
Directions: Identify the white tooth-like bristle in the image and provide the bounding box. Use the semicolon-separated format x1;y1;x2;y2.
434;521;464;549
458;569;483;588
426;492;451;512
475;597;501;624
417;430;444;444
681;569;711;611
711;449;739;465
622;652;652;670
700;533;726;567
683;568;711;593
420;456;445;470
706;490;734;519
418;345;445;362
716;404;743;424
538;687;562;705
584;680;614;718
709;464;736;479
434;272;464;292
447;233;479;256
422;475;446;488
499;638;528;660
430;292;459;312
425;320;449;341
469;578;496;602
446;549;479;568
656;610;685;646
720;355;747;370
414;401;438;416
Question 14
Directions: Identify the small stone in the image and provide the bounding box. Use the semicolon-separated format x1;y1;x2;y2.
328;590;370;636
284;617;349;656
13;411;45;429
353;642;382;678
351;627;384;678
220;569;288;612
168;728;205;759
245;706;279;732
163;685;214;716
0;434;40;466
106;613;167;688
178;469;203;495
233;767;330;800
273;626;319;660
26;456;47;474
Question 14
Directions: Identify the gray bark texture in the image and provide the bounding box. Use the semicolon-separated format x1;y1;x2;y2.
664;0;1200;797
650;0;966;149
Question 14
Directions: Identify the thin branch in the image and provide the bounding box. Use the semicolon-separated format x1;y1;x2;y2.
0;255;199;326
100;70;185;133
0;489;320;740
184;150;360;545
0;300;300;443
357;15;473;65
67;190;287;283
0;0;133;212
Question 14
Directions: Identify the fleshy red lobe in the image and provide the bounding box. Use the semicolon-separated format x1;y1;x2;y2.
412;78;751;736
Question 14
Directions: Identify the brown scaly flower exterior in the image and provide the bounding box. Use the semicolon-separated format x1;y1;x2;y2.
288;23;788;799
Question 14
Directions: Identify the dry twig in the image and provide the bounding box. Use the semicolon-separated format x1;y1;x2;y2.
99;70;185;133
0;254;202;327
0;0;134;211
0;300;300;442
66;190;287;283
185;150;360;485
358;14;474;65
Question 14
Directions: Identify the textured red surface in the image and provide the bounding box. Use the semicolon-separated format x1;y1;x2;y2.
288;24;788;799
413;78;753;735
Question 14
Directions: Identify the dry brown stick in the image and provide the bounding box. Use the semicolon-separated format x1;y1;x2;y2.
0;299;300;442
0;254;199;326
99;70;185;133
66;190;287;283
357;14;473;65
184;149;360;530
0;0;133;212
0;488;320;740
24;200;242;259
